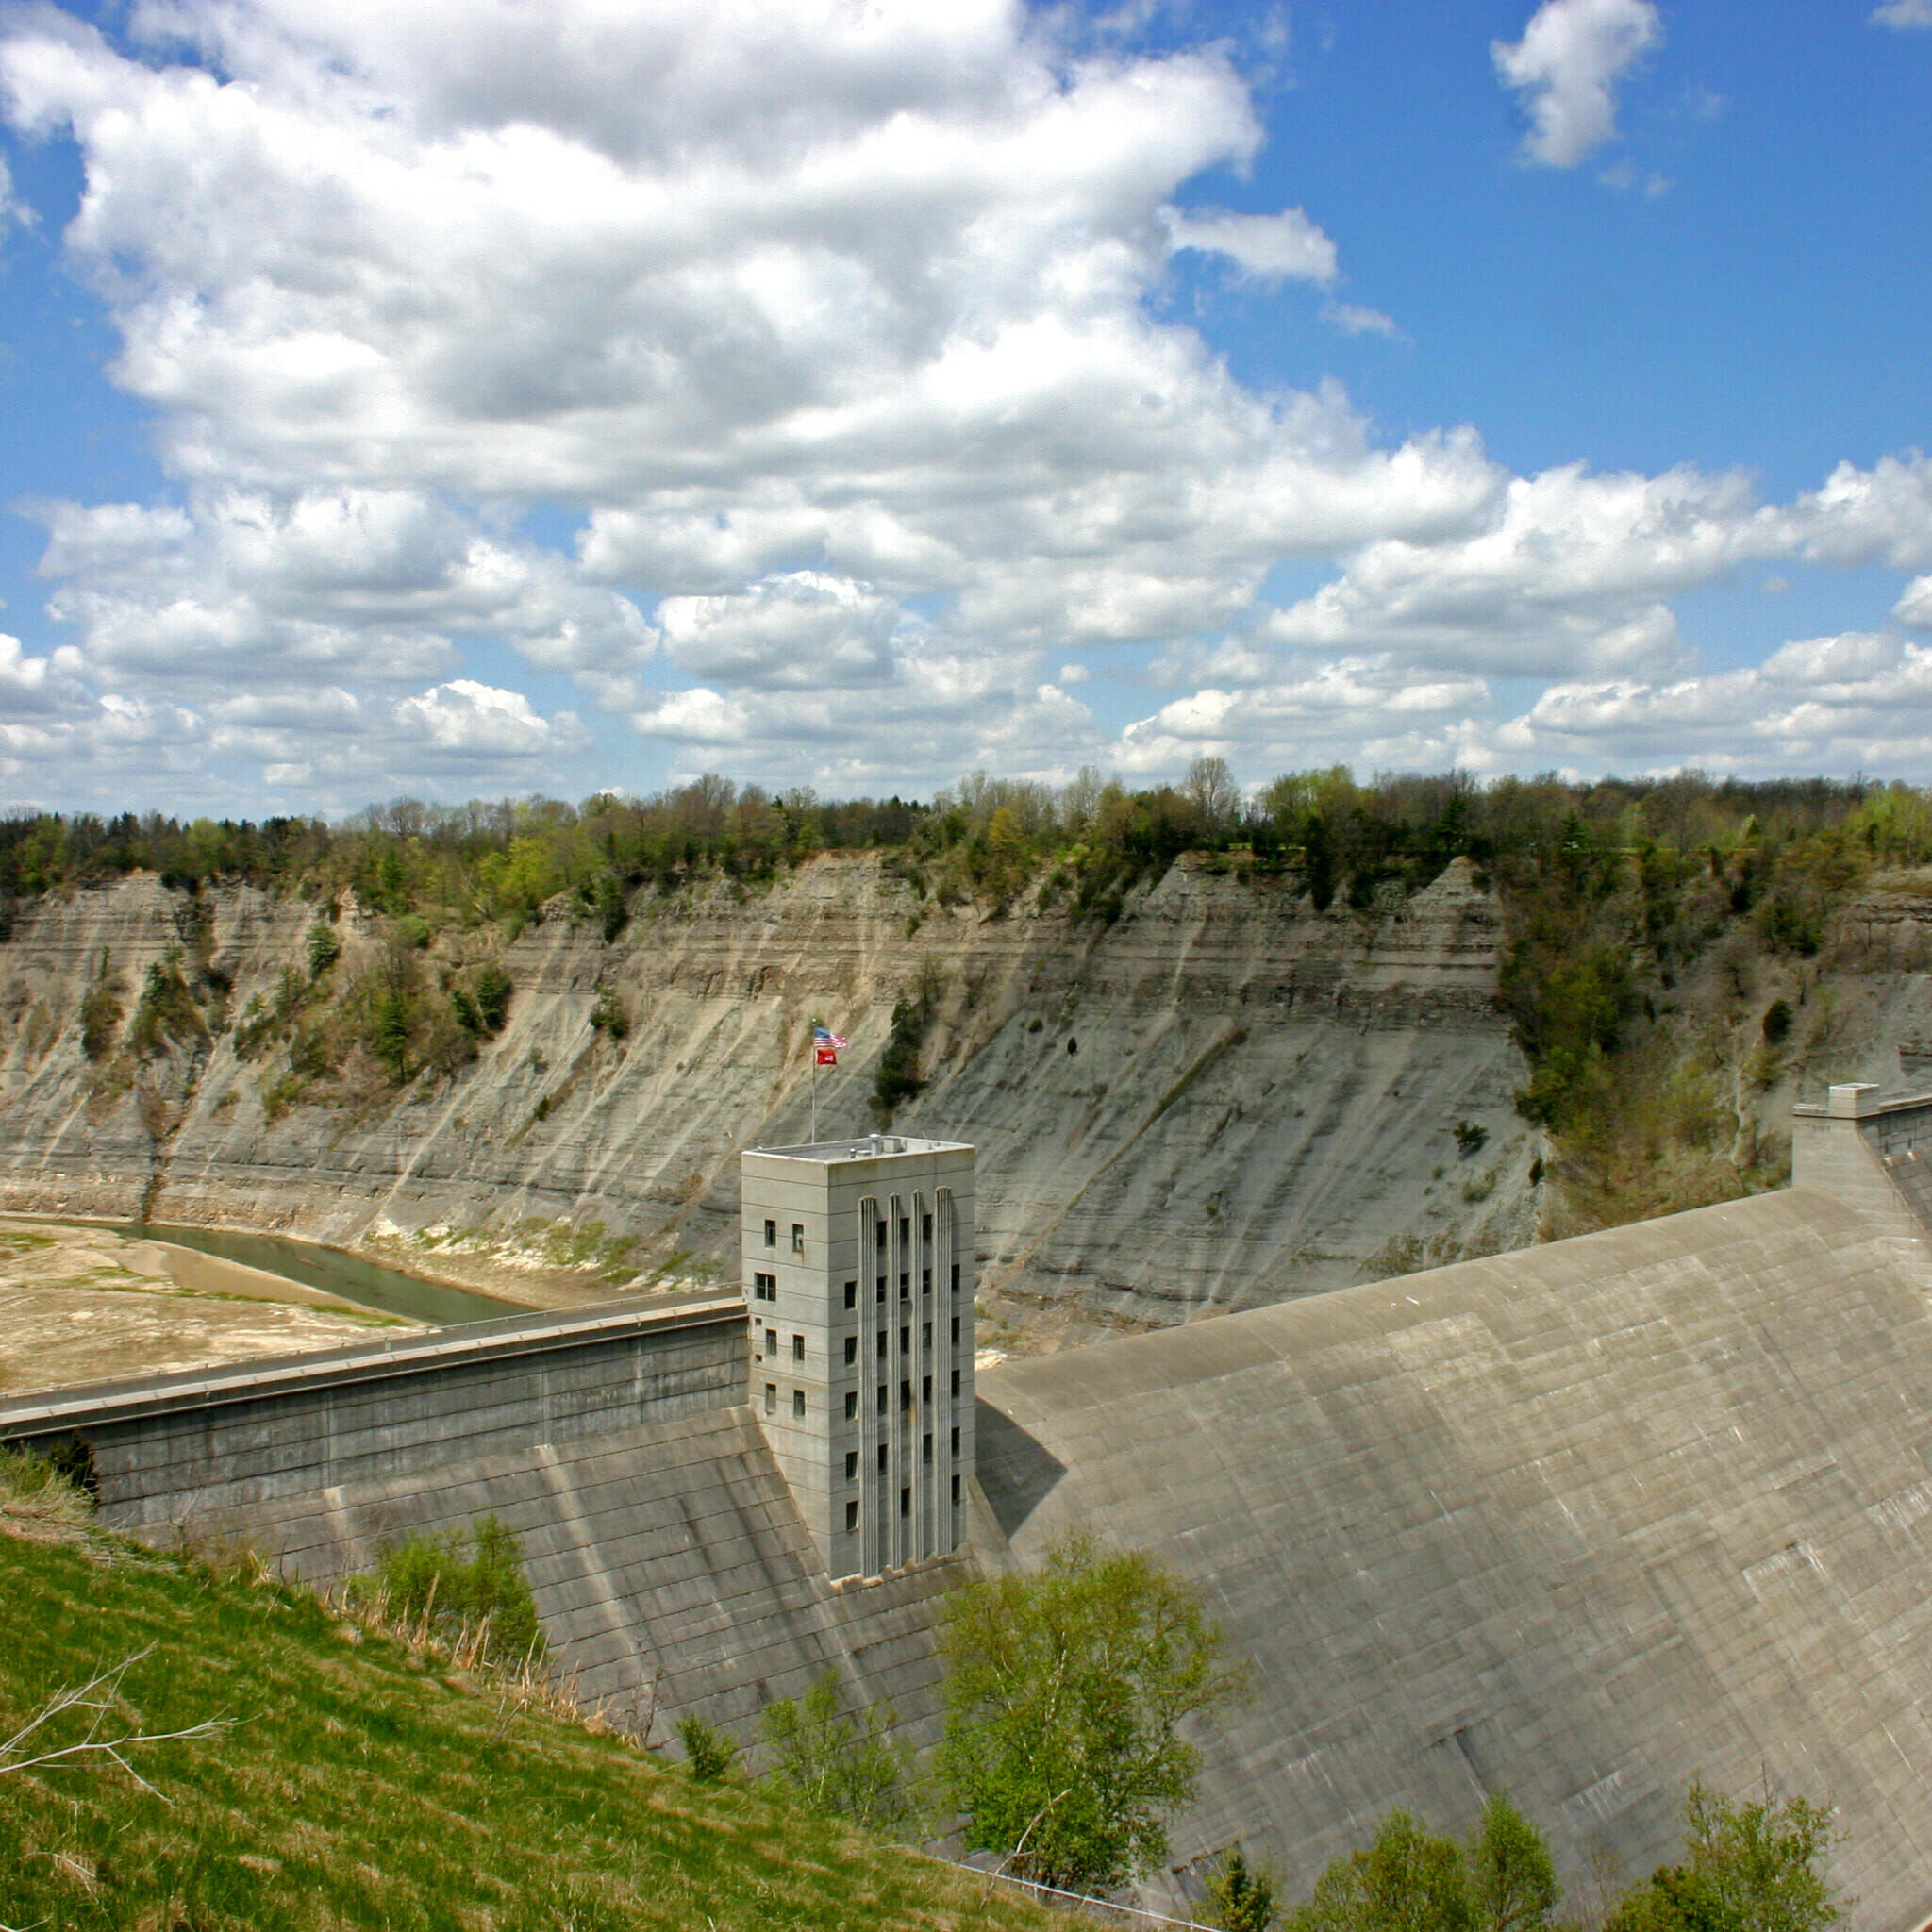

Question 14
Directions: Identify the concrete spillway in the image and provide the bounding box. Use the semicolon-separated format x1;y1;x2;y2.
9;1091;1932;1926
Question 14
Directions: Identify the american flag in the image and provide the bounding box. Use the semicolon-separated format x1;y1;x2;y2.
813;1023;847;1066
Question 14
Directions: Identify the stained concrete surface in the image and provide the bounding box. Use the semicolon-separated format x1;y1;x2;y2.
976;1187;1932;1927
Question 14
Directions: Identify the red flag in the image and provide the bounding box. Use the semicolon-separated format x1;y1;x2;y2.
816;1045;838;1066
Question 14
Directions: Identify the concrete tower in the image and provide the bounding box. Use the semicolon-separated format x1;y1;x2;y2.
741;1134;975;1580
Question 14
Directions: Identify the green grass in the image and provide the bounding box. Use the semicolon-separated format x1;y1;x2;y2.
0;1510;1050;1930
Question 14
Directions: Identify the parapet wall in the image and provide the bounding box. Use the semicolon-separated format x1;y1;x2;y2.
0;1292;746;1532
1791;1083;1932;1241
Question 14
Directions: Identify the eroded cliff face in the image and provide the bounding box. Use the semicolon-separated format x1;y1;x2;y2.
0;854;1541;1340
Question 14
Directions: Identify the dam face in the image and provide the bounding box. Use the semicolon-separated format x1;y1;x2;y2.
9;1099;1932;1929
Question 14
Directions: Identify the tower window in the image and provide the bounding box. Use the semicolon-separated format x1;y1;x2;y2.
877;1441;889;1473
763;1219;776;1248
899;1216;909;1247
922;1269;931;1296
950;1317;959;1345
845;1450;858;1480
876;1384;887;1412
922;1322;931;1349
922;1211;932;1242
764;1325;777;1356
899;1324;909;1355
792;1388;806;1419
950;1369;961;1397
900;1380;911;1410
763;1383;775;1413
922;1374;932;1404
922;1432;933;1465
753;1272;776;1302
899;1273;909;1299
844;1391;858;1421
843;1280;857;1309
845;1499;859;1533
791;1224;805;1255
951;1263;960;1294
899;1487;910;1518
876;1276;887;1302
877;1331;888;1359
952;1474;962;1505
951;1425;960;1457
791;1333;805;1362
844;1336;858;1365
876;1222;888;1251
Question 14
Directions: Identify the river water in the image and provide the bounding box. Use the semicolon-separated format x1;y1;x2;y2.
99;1222;525;1327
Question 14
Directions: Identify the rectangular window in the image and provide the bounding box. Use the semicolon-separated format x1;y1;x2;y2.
753;1271;777;1301
877;1384;888;1413
791;1224;805;1255
899;1272;910;1299
764;1325;778;1356
951;1474;962;1505
922;1374;932;1404
844;1391;858;1421
921;1269;931;1296
951;1369;961;1397
844;1336;858;1365
792;1388;806;1419
763;1219;776;1248
876;1222;887;1251
950;1316;959;1345
763;1382;776;1413
899;1216;910;1247
877;1441;889;1474
951;1425;960;1457
845;1499;859;1533
875;1276;887;1302
922;1211;932;1243
844;1450;858;1480
951;1262;960;1293
921;1322;931;1348
899;1487;910;1518
876;1331;888;1360
922;1432;933;1465
899;1324;910;1355
791;1333;805;1362
900;1380;911;1410
843;1280;857;1309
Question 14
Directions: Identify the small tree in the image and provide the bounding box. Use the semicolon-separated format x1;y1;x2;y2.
937;1529;1249;1891
1291;1809;1476;1932
1469;1793;1560;1932
1205;1843;1282;1931
759;1668;919;1833
1605;1782;1848;1932
675;1712;740;1782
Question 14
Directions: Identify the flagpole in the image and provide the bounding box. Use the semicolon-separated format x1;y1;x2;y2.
810;1047;818;1142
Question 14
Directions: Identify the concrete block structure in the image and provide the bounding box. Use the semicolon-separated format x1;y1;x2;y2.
741;1134;974;1580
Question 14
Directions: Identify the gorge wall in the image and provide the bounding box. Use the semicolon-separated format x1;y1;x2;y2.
0;854;1539;1335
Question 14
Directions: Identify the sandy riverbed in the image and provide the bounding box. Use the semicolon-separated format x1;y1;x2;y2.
0;1219;425;1396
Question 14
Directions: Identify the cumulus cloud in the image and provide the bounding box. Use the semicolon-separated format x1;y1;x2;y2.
1;0;1930;802
1159;205;1338;285
1872;0;1932;25
1494;0;1662;168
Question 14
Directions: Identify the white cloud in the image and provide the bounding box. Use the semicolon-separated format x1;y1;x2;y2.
1894;576;1932;628
1494;0;1662;169
658;573;901;690
1323;302;1401;339
1872;0;1932;26
1160;205;1338;286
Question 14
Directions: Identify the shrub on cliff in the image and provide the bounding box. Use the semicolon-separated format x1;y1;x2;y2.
758;1668;921;1834
349;1514;545;1669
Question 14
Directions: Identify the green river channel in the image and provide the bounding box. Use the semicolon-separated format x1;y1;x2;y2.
97;1223;525;1327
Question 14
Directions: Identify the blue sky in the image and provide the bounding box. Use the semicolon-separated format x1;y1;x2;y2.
0;0;1927;813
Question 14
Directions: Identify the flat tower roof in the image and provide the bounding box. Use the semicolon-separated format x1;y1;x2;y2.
749;1134;971;1163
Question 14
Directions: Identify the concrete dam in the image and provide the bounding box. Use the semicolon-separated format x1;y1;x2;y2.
10;1089;1932;1925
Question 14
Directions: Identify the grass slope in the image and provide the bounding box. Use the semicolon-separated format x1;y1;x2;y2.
0;1521;1047;1931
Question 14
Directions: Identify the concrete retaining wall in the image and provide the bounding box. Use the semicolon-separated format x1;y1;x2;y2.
0;1292;746;1531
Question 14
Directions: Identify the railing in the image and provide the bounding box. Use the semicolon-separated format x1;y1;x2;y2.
944;1863;1213;1929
